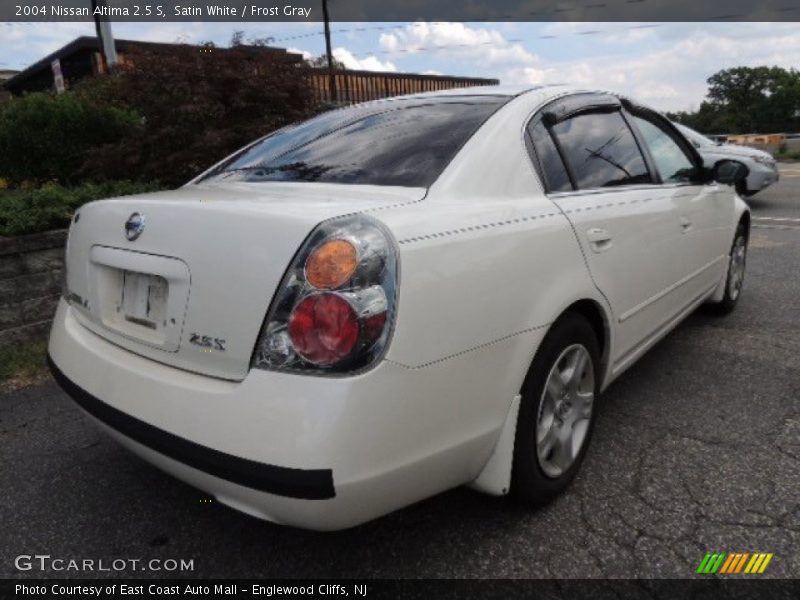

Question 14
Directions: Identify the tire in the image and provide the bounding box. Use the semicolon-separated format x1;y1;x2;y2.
707;223;748;315
511;313;600;505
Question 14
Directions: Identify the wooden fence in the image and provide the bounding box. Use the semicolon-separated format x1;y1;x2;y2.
305;68;499;105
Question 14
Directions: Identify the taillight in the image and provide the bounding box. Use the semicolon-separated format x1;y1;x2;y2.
288;294;359;365
252;214;399;374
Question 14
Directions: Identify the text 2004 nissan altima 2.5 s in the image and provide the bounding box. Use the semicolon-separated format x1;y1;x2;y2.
49;85;751;530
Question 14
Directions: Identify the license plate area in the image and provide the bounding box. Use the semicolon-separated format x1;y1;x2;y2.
121;271;168;331
83;246;191;352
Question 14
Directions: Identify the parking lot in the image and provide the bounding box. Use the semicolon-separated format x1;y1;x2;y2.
2;166;798;580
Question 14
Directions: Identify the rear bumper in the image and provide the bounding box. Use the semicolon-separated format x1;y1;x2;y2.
48;356;335;500
49;300;536;529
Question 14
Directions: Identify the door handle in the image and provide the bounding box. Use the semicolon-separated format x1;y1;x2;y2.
680;216;692;232
586;228;613;252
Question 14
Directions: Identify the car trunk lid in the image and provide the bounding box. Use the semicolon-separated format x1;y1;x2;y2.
64;182;424;380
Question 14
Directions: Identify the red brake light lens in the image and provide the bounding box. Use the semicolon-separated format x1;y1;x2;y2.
288;294;359;365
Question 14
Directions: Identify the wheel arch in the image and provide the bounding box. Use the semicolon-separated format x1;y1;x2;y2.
739;210;751;240
470;296;612;497
555;298;612;389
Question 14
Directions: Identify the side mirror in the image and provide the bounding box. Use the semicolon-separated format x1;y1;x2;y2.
713;159;748;185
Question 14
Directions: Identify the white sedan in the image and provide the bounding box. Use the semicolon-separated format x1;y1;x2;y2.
675;122;779;196
49;85;750;530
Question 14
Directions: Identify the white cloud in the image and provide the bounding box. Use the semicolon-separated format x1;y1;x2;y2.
287;47;313;61
380;21;541;68
332;47;396;72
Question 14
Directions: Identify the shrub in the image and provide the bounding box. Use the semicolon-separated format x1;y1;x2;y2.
0;180;162;236
0;93;140;185
77;45;316;186
774;149;800;161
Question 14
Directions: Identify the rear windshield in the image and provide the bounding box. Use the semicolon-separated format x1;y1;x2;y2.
200;96;508;188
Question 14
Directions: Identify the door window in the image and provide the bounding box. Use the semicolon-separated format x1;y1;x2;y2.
630;116;697;183
550;111;651;190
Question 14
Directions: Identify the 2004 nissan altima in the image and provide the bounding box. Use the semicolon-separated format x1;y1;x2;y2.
49;85;751;530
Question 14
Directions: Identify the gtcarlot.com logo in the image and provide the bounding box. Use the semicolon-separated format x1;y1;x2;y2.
15;554;194;572
696;552;774;575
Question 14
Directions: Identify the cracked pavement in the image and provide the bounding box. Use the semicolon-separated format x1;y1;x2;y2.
1;171;798;579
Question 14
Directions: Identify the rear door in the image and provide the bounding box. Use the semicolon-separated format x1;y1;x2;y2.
526;94;686;367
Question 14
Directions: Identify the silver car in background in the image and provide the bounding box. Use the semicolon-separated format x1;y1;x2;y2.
674;123;779;197
675;123;780;196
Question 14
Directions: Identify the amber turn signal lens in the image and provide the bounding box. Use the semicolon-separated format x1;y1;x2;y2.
305;239;358;289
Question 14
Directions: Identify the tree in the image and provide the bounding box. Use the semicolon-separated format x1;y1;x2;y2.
306;54;347;70
230;31;275;47
76;44;315;186
670;66;800;134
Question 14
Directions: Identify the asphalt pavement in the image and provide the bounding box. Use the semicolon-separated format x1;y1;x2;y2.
1;167;798;579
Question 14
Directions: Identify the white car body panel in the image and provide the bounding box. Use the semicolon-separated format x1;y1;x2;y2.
49;85;750;529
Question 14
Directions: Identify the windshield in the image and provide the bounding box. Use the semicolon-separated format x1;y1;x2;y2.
201;96;508;188
675;123;716;148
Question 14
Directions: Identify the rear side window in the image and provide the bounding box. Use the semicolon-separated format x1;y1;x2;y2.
551;111;651;190
631;116;697;183
528;120;572;192
202;98;507;188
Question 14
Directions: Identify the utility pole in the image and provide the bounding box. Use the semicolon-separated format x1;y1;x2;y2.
91;0;118;71
322;0;337;104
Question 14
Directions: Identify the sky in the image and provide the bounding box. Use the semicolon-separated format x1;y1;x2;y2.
2;21;799;112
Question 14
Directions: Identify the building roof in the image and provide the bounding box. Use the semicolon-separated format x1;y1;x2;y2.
3;36;302;92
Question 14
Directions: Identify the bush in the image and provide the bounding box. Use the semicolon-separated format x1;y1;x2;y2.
0;93;140;185
0;180;162;236
77;45;316;186
774;149;800;161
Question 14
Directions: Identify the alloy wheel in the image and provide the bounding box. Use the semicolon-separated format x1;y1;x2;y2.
535;344;595;478
728;234;747;301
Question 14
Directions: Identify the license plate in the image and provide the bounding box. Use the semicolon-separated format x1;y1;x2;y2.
121;271;168;329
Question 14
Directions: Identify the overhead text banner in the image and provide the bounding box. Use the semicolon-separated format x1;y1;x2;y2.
4;0;800;22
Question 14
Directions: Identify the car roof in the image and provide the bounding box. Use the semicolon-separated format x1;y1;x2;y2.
396;83;566;100
356;84;626;110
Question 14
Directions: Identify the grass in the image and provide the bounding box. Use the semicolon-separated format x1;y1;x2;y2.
0;337;50;393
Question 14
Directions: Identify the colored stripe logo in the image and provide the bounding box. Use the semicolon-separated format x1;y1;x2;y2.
696;552;773;574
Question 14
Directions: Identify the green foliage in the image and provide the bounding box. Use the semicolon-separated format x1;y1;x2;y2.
0;92;140;185
230;30;274;47
774;149;800;161
0;181;161;236
76;44;315;186
306;54;347;70
667;66;800;134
